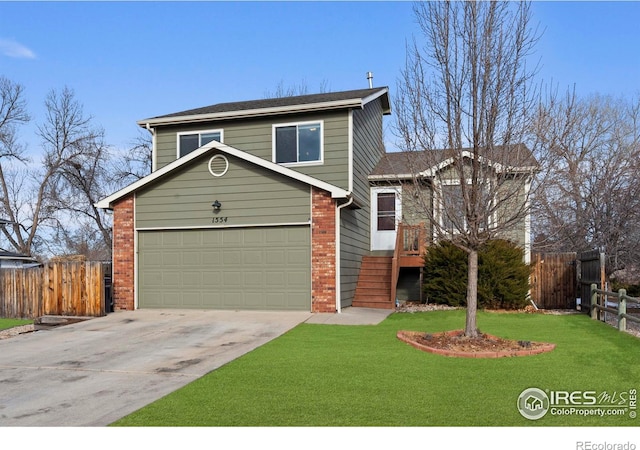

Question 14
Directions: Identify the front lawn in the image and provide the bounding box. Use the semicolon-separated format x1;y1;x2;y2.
0;318;31;330
112;310;640;426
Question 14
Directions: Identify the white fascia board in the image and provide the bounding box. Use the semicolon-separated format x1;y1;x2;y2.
95;144;209;209
420;151;537;177
137;99;365;128
95;140;348;209
361;87;391;114
368;173;416;181
369;151;537;181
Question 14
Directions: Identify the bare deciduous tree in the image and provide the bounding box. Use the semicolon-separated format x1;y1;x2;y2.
0;76;29;159
532;91;640;277
110;128;153;186
43;87;114;259
0;77;32;253
0;85;111;258
263;79;330;98
394;1;542;337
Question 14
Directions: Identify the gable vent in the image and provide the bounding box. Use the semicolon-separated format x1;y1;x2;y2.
208;154;229;177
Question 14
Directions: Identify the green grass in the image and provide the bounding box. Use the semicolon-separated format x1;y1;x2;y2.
112;310;640;426
0;318;31;330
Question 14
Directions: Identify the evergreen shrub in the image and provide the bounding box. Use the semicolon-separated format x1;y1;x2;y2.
423;239;530;309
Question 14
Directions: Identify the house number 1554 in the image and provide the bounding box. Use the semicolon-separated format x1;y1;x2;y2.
212;217;228;224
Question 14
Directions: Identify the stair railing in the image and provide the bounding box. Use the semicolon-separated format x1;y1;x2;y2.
391;223;427;305
390;223;403;306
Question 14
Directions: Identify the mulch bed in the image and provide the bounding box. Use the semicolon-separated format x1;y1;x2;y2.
397;329;556;358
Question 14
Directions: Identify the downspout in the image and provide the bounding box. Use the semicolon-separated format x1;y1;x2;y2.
133;193;138;310
335;195;354;313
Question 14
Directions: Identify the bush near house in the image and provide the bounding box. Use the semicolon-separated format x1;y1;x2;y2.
423;239;530;309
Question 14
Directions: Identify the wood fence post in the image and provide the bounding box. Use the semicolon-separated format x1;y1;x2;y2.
590;283;598;320
618;289;627;332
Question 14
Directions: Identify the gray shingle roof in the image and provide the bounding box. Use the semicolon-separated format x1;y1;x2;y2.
371;144;538;178
146;87;390;121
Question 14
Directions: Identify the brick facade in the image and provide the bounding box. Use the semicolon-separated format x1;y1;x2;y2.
110;189;339;313
311;187;337;312
112;195;135;311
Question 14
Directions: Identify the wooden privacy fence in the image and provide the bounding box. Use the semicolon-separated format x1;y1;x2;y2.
590;284;640;333
530;252;577;309
0;262;108;319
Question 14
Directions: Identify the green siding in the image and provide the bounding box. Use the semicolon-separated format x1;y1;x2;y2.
136;152;311;229
339;99;387;307
153;111;350;191
143;97;389;309
138;226;311;310
402;182;432;228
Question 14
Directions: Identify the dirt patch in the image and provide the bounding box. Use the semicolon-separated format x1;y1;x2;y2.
397;329;556;358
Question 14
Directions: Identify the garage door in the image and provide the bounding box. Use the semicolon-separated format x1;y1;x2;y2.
138;226;311;310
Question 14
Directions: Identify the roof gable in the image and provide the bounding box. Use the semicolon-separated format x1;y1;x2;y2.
96;140;349;209
138;87;391;127
369;144;539;180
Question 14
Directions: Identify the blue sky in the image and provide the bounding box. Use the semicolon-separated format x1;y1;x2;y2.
1;1;639;154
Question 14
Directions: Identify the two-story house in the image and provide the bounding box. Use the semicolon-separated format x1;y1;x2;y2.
97;87;535;313
97;87;391;313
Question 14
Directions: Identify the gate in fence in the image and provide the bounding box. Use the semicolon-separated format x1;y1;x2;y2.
530;252;577;309
530;250;606;311
578;250;606;312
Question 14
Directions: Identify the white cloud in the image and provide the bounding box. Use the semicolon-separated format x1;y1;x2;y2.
0;38;36;59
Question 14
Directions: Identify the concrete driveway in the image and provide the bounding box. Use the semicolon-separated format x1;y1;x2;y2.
0;309;312;426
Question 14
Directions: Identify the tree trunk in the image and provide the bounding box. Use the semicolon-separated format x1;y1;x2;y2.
465;249;480;338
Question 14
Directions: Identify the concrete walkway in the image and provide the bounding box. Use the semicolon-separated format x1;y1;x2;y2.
305;307;393;325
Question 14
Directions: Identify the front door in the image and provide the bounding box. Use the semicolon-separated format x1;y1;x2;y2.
371;187;402;251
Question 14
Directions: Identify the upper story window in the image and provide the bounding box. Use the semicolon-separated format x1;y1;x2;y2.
177;129;223;158
273;121;323;165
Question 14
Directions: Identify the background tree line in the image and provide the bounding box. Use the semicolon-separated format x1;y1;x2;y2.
531;89;640;281
0;76;150;261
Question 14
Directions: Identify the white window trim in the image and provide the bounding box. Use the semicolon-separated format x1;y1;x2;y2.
176;129;224;159
272;120;324;167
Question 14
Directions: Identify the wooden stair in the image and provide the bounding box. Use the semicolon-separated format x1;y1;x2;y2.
352;256;395;309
